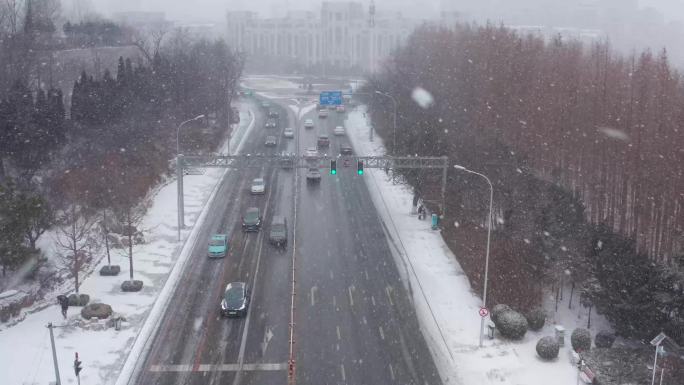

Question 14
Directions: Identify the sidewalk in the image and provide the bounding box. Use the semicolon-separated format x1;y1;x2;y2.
344;105;610;385
0;102;255;385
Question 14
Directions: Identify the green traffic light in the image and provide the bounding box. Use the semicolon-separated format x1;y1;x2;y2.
357;169;363;175
331;169;337;175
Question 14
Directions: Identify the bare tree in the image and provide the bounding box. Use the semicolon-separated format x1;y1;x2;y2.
55;203;94;294
132;26;168;63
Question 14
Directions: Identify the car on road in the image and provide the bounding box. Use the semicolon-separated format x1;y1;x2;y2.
333;126;345;136
317;134;330;148
242;207;262;232
265;118;277;128
268;110;279;118
260;101;270;109
283;127;294;138
336;105;345;113
279;152;295;169
269;216;288;247
304;119;314;129
304;147;319;160
251;178;265;194
340;146;353;155
221;282;249;317
318;109;328;118
208;234;228;258
306;167;321;182
265;135;277;147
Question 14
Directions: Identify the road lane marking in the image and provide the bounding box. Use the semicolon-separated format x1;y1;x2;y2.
340;364;346;382
330;270;334;279
362;316;367;325
311;286;317;306
348;285;355;307
149;363;287;372
371;295;376;306
389;363;396;380
260;327;274;356
336;325;341;340
385;286;394;306
379;326;385;340
333;295;337;309
364;269;369;280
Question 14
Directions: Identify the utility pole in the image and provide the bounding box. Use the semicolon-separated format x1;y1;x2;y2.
47;323;61;385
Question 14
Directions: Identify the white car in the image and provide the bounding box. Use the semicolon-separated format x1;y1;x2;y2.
318;109;328;118
333;126;345;136
283;127;294;138
304;147;319;159
304;119;314;128
250;178;265;194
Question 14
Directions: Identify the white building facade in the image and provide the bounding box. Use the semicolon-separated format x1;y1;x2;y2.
226;2;419;73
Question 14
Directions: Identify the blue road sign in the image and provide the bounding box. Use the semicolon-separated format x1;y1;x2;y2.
319;91;342;106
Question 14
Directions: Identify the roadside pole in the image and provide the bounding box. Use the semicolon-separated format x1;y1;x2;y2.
47;323;61;385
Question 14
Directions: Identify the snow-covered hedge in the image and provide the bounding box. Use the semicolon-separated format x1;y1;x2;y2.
491;304;512;325
494;309;528;340
536;336;560;360
571;328;592;352
525;308;546;331
595;331;616;348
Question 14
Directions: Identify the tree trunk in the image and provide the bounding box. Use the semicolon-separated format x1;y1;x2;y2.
127;209;134;280
103;209;111;266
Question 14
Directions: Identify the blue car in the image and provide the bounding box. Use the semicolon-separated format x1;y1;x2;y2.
208;234;228;258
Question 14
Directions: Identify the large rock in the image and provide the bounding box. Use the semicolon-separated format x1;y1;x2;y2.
80;303;113;319
536;336;560;360
121;280;144;292
68;293;90;306
494;309;529;340
571;328;592;353
99;265;121;276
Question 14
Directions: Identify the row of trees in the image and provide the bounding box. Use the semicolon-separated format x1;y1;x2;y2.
366;24;684;343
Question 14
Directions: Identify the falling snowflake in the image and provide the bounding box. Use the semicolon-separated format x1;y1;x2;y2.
411;87;434;109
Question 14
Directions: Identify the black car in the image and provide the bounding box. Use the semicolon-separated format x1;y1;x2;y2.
268;110;279;118
340;146;353;155
269;216;288;246
242;207;262;232
265;118;277;128
221;282;249;317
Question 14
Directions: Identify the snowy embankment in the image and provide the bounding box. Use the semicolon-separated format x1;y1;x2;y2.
0;102;255;385
344;106;611;385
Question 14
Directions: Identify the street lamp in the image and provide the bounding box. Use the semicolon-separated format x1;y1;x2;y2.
374;90;397;154
176;114;205;241
453;164;493;348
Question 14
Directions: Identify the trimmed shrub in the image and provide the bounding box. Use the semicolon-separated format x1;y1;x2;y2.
536;336;560;360
491;304;512;325
595;331;616;348
495;310;528;340
121;280;143;292
571;328;592;352
81;303;112;319
525;308;546;331
68;293;90;306
99;265;121;276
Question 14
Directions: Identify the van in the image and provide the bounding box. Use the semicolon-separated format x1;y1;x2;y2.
269;216;288;246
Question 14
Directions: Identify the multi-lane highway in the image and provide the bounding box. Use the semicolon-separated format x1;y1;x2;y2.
133;81;442;385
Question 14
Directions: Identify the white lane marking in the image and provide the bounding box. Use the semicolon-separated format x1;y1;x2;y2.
379;326;385;340
336;344;340;351
385;286;394;306
149;363;287;372
389;363;396;380
371;295;376;306
348;285;355;307
311;286;317;306
333;295;337;309
364;269;369;280
362;316;367;325
260;327;274;356
330;270;334;279
340;364;346;382
336;325;341;340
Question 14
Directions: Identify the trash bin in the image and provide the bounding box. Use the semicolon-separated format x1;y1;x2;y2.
555;325;565;346
431;213;439;230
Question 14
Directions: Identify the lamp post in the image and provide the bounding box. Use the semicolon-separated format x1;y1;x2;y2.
374;90;397;154
454;164;493;348
176;114;205;241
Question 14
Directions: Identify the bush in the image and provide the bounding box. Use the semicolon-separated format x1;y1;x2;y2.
99;265;121;276
525;308;546;331
68;293;90;306
571;328;592;352
595;331;616;348
121;280;143;292
495;310;528;340
536;336;560;360
491;304;512;325
81;303;112;319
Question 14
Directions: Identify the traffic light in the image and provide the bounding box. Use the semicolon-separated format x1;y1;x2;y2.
357;160;364;175
74;352;83;377
330;159;337;175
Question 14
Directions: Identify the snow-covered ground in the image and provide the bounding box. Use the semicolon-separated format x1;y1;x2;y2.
344;105;611;385
0;102;255;385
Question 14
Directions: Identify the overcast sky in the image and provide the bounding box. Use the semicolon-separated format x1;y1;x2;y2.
77;0;684;24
